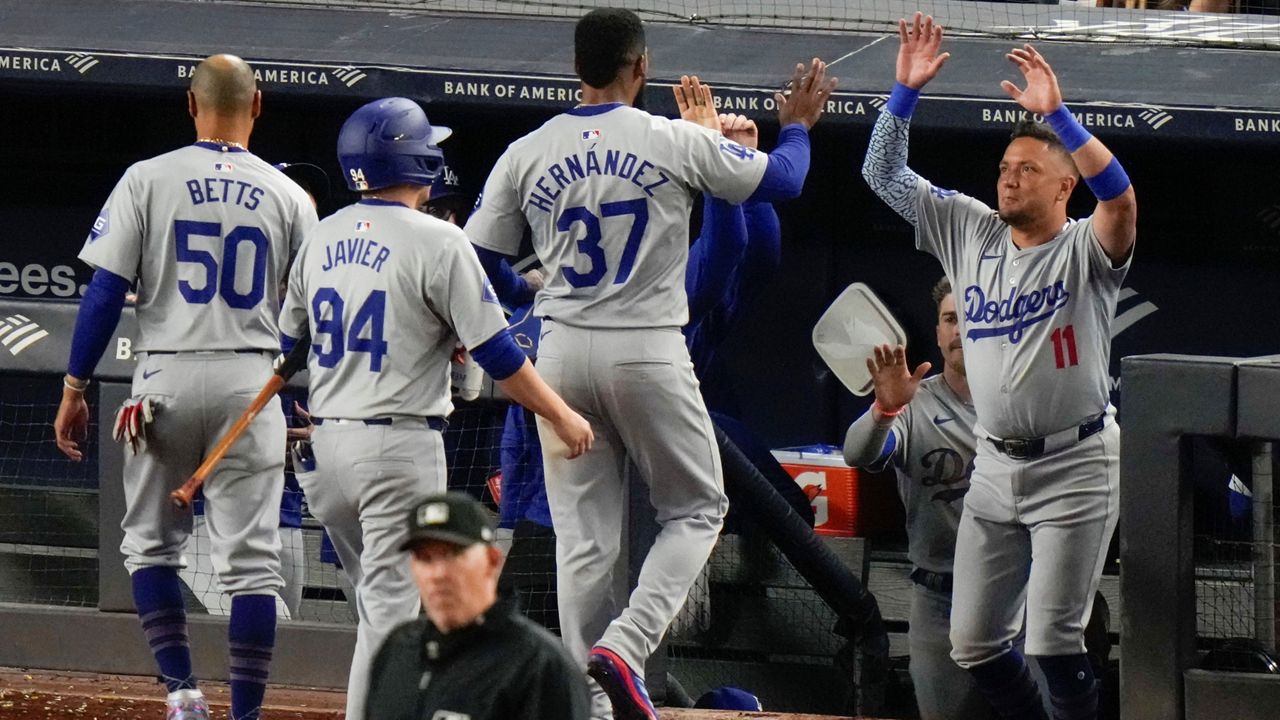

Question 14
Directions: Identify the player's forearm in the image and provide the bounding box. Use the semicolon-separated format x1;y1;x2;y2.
862;84;922;225
746;124;810;202
741;200;782;274
1044;105;1137;255
66;268;131;382
493;361;577;427
842;407;897;469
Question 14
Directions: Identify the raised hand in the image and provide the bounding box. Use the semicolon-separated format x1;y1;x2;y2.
776;58;838;130
896;12;950;90
673;75;721;132
1001;44;1063;116
866;344;931;414
719;113;759;150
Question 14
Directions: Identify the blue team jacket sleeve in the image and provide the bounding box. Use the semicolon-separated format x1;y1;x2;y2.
686;195;749;325
67;268;131;379
472;244;535;308
739;201;782;290
747;124;811;203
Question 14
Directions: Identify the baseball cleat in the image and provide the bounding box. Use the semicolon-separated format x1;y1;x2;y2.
587;646;658;720
165;688;210;720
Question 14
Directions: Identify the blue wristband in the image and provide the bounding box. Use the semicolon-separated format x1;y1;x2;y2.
1044;105;1092;153
886;83;920;120
1084;157;1131;202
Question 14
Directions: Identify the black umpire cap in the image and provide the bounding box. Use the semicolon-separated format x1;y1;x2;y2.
400;492;496;551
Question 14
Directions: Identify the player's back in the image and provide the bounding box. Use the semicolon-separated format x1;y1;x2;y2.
82;143;312;352
478;104;766;329
290;200;484;420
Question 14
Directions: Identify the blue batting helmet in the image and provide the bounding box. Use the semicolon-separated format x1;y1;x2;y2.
337;97;452;192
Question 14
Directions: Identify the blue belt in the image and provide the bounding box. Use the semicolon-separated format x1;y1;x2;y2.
312;416;447;431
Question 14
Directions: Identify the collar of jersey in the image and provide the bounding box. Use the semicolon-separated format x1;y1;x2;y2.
357;198;405;207
193;141;247;153
568;102;625;117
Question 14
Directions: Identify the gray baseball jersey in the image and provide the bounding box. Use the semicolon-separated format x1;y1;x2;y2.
877;375;977;575
279;200;509;419
81;144;314;352
465;103;768;329
912;178;1129;439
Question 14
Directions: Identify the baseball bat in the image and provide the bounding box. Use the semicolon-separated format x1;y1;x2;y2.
170;334;311;509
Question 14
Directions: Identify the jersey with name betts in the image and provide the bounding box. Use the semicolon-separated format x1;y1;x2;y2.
882;374;977;575
911;178;1130;439
465;103;768;329
79;143;316;352
279;200;509;420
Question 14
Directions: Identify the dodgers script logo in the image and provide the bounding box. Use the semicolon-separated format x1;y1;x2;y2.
964;281;1070;343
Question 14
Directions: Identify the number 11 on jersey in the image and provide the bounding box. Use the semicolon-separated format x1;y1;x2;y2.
1051;325;1078;369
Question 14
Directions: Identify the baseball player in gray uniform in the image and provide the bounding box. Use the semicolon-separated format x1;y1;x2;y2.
278;96;592;720
862;14;1136;720
464;8;835;719
53;55;317;720
843;278;994;720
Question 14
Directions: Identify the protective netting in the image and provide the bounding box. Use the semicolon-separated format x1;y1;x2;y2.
1192;439;1279;672
191;0;1280;48
0;375;99;607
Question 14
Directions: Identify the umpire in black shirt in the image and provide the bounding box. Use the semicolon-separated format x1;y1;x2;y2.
366;492;590;720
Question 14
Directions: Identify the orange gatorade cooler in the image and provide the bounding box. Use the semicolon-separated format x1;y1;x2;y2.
771;444;897;538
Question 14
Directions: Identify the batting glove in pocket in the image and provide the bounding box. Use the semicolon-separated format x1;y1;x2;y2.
113;397;157;455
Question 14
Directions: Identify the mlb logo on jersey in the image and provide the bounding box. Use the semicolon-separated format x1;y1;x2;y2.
355;221;372;233
214;162;235;173
581;129;601;141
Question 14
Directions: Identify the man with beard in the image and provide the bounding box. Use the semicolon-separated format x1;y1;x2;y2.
843;277;993;720
861;13;1135;720
465;8;836;718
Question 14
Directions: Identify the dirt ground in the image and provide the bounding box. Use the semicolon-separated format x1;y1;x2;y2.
0;668;859;719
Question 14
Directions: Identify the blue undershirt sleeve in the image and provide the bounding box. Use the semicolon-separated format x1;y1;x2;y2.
470;328;526;381
747;124;811;203
67;268;131;379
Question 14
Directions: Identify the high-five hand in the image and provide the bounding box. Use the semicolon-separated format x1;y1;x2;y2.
896;12;950;90
776;58;838;130
719;113;759;150
1000;44;1063;115
866;344;931;414
674;75;721;132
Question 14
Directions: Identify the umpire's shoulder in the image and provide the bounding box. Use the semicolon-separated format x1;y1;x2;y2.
507;612;580;670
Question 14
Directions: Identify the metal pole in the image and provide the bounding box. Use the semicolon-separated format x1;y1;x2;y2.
1253;441;1275;654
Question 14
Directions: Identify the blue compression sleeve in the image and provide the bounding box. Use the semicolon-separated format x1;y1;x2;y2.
280;333;298;355
862;107;921;224
472;245;535;307
67;268;130;379
747;124;810;202
471;328;526;381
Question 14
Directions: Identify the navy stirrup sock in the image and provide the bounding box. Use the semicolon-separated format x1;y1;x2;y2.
131;566;196;693
1036;653;1098;720
967;649;1049;720
228;594;277;720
